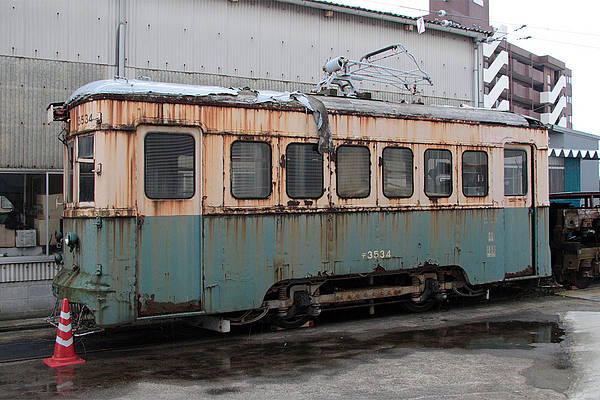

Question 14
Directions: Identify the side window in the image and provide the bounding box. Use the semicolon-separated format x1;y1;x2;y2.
462;151;488;197
77;135;95;203
504;149;527;196
286;143;323;199
145;133;195;199
382;147;413;198
336;145;370;198
424;149;452;197
231;141;271;199
66;140;74;202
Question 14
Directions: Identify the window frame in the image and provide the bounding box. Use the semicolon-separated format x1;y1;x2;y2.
548;156;565;194
144;132;196;200
382;146;414;199
461;150;489;197
424;148;453;198
66;140;74;203
76;135;95;206
230;140;272;200
285;142;324;200
503;148;528;197
336;144;371;199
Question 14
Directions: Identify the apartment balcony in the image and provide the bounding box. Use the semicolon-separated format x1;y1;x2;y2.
510;59;544;84
511;81;540;104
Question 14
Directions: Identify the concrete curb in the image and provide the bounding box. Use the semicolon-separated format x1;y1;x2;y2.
0;317;50;332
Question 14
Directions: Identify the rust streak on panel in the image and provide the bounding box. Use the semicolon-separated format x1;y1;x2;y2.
139;296;202;316
504;265;534;279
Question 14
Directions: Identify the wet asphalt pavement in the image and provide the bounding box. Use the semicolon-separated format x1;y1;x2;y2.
1;286;600;399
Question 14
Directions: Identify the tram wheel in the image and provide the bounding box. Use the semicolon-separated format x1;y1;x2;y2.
272;315;311;329
401;298;437;313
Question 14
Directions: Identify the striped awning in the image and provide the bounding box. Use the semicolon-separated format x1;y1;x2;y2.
549;148;600;159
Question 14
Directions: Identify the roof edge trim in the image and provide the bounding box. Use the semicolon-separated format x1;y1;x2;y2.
276;0;492;37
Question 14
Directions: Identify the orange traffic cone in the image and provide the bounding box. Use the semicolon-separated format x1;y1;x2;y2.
43;298;86;368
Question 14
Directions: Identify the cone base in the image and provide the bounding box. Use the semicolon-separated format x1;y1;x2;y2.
43;355;86;368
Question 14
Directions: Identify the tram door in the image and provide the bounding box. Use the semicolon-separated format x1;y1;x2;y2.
503;144;535;279
135;126;203;317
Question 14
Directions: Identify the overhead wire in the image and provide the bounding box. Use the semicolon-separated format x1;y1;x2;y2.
330;1;600;42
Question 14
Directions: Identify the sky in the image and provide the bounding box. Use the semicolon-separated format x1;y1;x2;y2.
333;0;600;135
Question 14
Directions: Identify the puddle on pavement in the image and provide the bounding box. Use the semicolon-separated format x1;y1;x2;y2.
0;321;565;399
378;320;564;350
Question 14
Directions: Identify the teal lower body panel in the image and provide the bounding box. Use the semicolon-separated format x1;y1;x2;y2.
54;207;551;326
54;217;137;326
203;207;550;313
137;215;202;316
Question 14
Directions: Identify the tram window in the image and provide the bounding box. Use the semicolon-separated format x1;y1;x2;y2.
424;149;452;197
231;141;271;199
337;145;370;198
286;143;323;199
145;133;195;199
462;151;488;197
504;149;527;196
77;135;94;203
382;147;413;198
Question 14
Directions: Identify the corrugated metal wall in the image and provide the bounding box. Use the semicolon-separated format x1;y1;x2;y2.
2;0;119;65
0;57;115;169
0;257;58;283
1;0;477;170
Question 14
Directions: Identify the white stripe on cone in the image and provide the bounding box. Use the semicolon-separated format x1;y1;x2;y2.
58;323;72;333
56;381;74;390
60;311;70;320
56;336;74;347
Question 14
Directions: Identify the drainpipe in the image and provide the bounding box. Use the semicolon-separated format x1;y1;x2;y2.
473;37;480;107
118;0;126;77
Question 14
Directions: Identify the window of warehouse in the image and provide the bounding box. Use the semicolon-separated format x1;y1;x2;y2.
504;149;527;196
462;151;488;197
145;133;195;199
548;156;565;193
337;145;370;198
382;147;413;198
286;143;323;199
231;141;271;199
425;149;452;197
78;135;95;203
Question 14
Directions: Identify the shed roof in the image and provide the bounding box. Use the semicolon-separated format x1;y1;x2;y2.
276;0;493;36
549;125;600;142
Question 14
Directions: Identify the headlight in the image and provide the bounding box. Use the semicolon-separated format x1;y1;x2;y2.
64;232;79;249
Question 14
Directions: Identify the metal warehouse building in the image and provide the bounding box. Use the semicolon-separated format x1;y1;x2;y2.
0;0;490;318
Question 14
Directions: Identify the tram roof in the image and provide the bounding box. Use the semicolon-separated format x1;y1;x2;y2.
64;79;534;128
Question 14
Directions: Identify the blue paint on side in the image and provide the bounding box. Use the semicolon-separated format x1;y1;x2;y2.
55;217;136;325
54;207;550;325
503;207;533;276
535;209;552;278
203;207;550;313
138;215;202;314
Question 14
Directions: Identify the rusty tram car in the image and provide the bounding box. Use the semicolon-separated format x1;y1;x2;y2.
48;79;551;331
